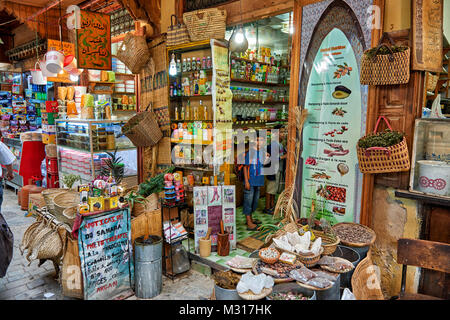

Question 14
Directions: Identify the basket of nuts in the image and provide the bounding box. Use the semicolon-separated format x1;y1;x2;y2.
258;247;281;264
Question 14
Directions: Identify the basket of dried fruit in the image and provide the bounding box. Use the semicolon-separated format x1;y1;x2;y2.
312;230;340;255
332;222;376;247
258;247;280;264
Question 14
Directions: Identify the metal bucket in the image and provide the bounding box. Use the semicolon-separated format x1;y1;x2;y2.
316;274;341;300
331;245;360;289
214;284;243;300
134;235;163;299
349;245;370;261
266;283;316;300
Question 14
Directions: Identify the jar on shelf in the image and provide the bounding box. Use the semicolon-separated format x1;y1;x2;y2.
106;130;115;150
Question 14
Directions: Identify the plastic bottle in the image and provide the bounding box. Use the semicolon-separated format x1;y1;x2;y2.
187;58;191;71
182;58;187;72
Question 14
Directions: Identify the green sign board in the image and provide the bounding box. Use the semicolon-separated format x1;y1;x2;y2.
300;28;362;224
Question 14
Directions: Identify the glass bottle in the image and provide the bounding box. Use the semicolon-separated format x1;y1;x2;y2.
202;57;206;70
191;57;196;71
182;58;187;72
207;56;212;69
175;106;179;120
197;58;201;71
176;59;181;73
186;58;191;71
181;104;185;120
186;100;191;120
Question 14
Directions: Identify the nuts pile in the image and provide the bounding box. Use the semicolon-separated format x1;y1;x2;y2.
333;224;374;244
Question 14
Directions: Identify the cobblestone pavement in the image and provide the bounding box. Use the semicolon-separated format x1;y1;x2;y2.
0;186;214;300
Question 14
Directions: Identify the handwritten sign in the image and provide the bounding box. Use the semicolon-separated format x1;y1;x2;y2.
78;208;134;300
77;10;112;70
412;0;443;72
47;40;75;83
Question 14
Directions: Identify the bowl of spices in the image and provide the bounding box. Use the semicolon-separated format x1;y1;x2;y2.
266;283;316;300
258;247;281;264
332;222;376;260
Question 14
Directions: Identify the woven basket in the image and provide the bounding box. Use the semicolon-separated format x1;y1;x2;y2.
45;144;57;158
183;8;226;42
360;33;410;85
42;188;69;214
332;222;376;248
258;247;280;264
273;244;323;268
122;104;163;147
351;254;384;300
30;223;64;261
167;14;191;47
62;206;78;227
313;230;340;255
357;116;410;174
117;32;151;74
426;72;439;92
238;287;272;300
52;191;80;219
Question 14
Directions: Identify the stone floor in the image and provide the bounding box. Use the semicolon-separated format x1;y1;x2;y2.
0;186;214;300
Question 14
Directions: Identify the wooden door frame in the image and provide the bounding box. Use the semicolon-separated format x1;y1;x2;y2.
286;0;385;226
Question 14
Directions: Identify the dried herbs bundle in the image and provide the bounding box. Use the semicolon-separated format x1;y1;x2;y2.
358;129;404;149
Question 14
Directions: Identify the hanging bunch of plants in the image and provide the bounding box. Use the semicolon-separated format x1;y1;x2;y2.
357;129;404;149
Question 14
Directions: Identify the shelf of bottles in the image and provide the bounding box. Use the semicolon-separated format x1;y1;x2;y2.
230;50;290;126
168;44;216;171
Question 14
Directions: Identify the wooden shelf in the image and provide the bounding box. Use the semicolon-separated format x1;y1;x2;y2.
230;78;290;87
170;94;212;100
171;139;212;145
232;99;288;105
88;81;115;84
395;189;450;207
115;73;135;77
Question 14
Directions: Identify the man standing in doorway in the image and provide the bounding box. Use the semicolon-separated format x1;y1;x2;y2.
243;135;266;231
0;140;16;278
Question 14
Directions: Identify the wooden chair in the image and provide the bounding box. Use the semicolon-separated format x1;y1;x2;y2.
396;238;450;300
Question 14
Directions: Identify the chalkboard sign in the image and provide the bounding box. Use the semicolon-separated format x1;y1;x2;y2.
77;10;112;70
78;208;134;300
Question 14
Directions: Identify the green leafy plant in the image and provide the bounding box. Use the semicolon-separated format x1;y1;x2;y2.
62;174;81;189
358;129;404;149
124;191;147;212
138;166;175;198
100;148;124;184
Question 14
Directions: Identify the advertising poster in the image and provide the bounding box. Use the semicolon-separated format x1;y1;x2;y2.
211;40;233;174
78;208;134;300
222;185;236;249
77;10;112;70
47;40;75;83
300;28;362;224
193;187;209;251
193;186;236;251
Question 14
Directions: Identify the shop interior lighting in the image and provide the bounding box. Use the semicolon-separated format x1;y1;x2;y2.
229;0;248;53
169;53;177;76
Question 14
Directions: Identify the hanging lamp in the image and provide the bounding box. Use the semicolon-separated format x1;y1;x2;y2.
229;0;248;53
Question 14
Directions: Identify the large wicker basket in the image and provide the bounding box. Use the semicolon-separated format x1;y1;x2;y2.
52;191;80;224
116;32;151;74
357;116;410;174
360;32;410;86
183;8;226;41
122;105;163;147
351;252;384;300
332;222;376;248
42;188;69;214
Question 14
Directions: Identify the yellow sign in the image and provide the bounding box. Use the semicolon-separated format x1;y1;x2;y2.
46;40;76;83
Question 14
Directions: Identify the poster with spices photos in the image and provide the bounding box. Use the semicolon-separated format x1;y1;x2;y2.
222;185;236;249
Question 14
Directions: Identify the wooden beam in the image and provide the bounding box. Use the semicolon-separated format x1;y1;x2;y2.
397;238;450;274
359;0;385;227
286;0;301;189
